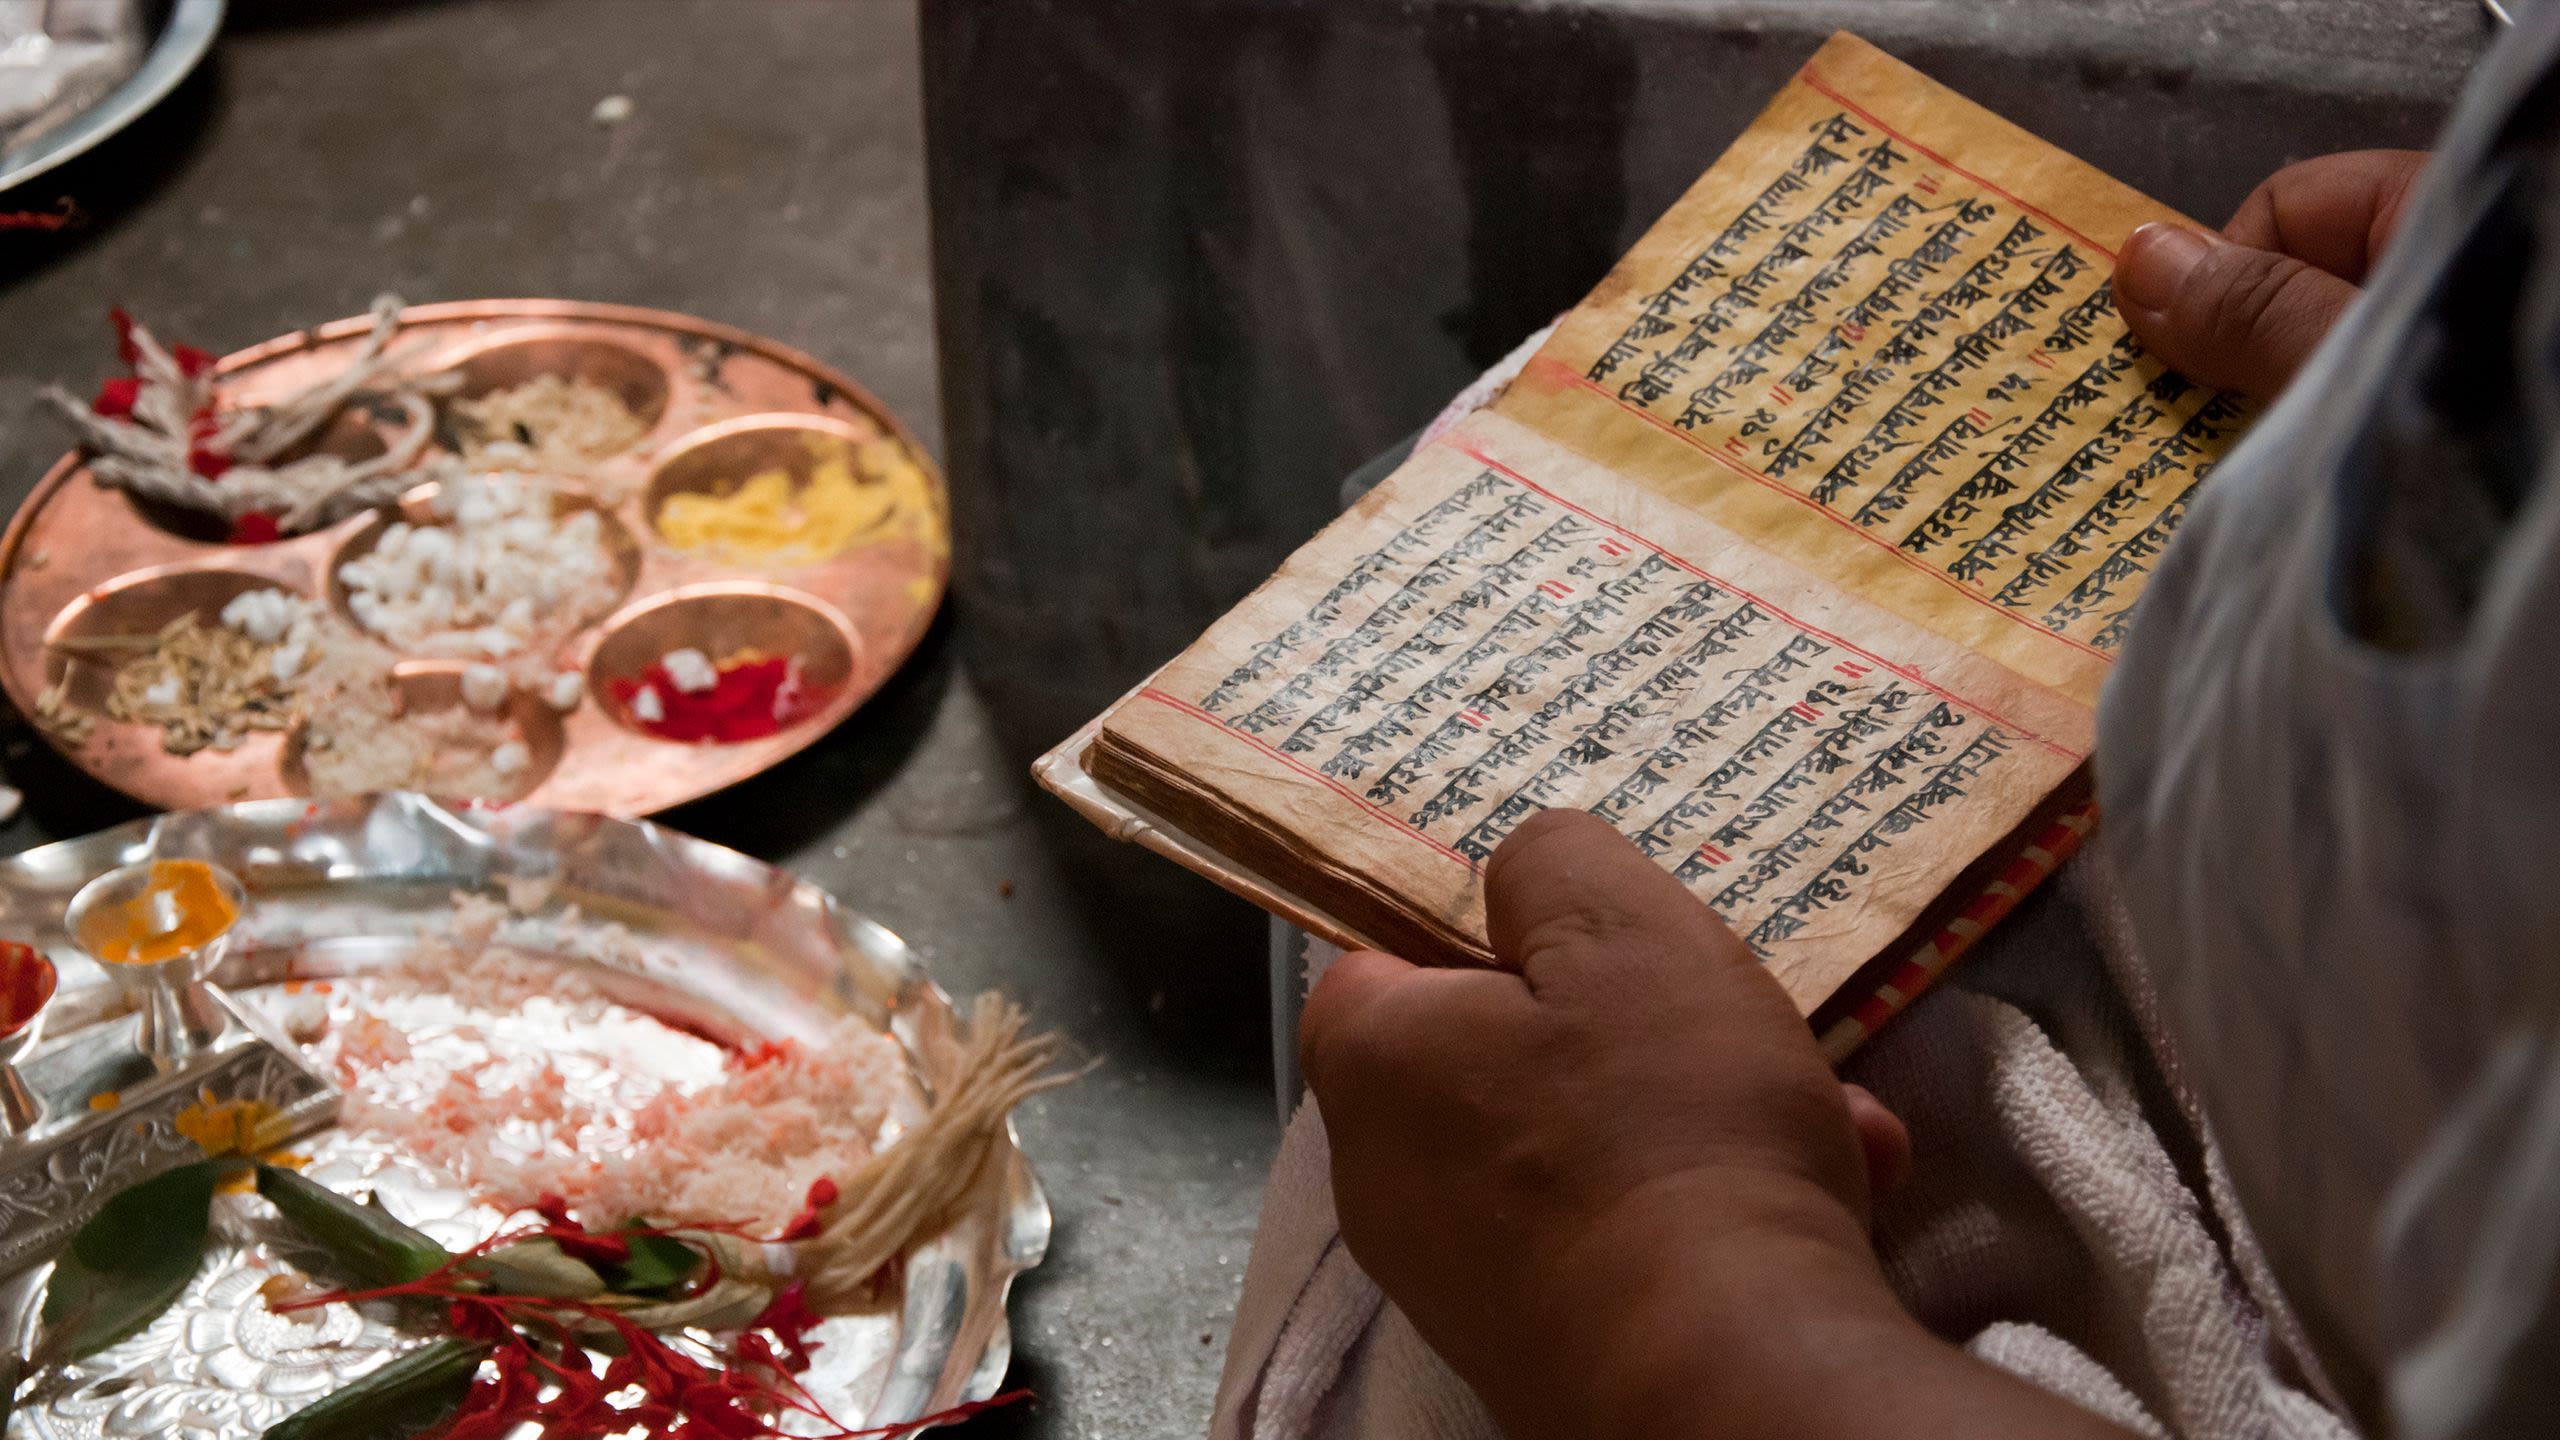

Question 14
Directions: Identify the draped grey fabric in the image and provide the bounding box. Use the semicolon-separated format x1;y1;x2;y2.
2100;10;2560;1436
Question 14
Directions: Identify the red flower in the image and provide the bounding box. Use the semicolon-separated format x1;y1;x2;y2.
446;1299;511;1345
530;1193;636;1266
778;1177;839;1243
187;445;231;480
286;1212;1033;1440
227;513;281;545
747;1279;825;1374
109;306;139;367
91;376;141;418
173;343;216;377
554;1229;632;1266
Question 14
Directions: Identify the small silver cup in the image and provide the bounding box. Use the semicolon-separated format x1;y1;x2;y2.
66;860;244;1074
0;943;55;1136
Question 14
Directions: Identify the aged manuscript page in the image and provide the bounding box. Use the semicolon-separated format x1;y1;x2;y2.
1081;33;2245;1018
1502;34;2247;708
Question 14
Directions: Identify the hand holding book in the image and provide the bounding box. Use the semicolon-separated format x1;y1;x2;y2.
1304;807;2141;1440
1286;143;2404;1434
1043;33;2257;1050
2113;149;2427;400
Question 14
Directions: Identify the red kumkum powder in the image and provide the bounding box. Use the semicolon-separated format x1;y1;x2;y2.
608;652;827;744
0;941;56;1040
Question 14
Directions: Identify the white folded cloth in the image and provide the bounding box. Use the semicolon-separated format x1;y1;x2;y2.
1213;862;2353;1440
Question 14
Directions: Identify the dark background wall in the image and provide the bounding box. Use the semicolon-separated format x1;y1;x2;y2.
921;0;2482;952
924;0;2480;763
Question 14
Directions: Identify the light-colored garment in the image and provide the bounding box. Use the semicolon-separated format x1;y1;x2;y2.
2098;5;2560;1437
1213;863;2352;1440
1219;11;2560;1430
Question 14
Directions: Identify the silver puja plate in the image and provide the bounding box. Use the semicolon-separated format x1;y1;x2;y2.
0;992;336;1277
0;794;1048;1438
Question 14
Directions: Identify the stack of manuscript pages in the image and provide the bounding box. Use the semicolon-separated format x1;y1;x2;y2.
1039;34;2248;1057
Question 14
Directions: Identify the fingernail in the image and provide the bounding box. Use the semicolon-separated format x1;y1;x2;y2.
2117;223;2214;312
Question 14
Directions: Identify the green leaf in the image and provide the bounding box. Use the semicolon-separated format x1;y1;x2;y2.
462;1239;604;1299
256;1165;451;1287
37;1159;223;1365
602;1227;701;1297
262;1337;487;1440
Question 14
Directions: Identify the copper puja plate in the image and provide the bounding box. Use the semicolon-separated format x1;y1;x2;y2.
0;793;1048;1437
0;300;949;816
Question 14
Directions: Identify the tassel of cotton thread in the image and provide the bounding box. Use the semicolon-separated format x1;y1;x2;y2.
41;295;459;533
608;993;1076;1332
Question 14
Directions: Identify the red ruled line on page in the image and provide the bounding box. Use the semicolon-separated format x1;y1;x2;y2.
1819;801;2098;1062
1797;64;2119;262
1444;433;2082;763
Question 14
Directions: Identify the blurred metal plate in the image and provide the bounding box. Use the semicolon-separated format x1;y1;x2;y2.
0;0;224;197
0;300;951;817
0;793;1047;1436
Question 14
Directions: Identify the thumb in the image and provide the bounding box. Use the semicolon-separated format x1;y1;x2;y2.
2113;221;2361;402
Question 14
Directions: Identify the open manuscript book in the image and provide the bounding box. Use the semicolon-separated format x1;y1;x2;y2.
1037;34;2250;1059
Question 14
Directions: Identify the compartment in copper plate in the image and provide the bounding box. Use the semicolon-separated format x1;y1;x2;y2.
41;567;310;711
324;480;642;655
588;585;860;743
279;659;566;802
642;415;896;559
434;332;671;458
2;302;949;817
117;408;397;544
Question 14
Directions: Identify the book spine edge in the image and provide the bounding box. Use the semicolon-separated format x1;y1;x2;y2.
1815;800;2099;1064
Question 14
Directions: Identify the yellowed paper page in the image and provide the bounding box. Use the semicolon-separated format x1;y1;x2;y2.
1499;33;2246;707
1104;410;2089;1011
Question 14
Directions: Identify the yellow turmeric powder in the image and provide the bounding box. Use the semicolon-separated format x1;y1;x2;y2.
81;860;239;965
657;442;932;565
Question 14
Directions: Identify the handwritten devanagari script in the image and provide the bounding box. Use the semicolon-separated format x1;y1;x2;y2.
1522;41;2245;682
1120;415;2087;991
1077;34;2216;1018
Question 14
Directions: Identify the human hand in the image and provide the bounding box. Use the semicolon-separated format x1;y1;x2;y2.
2114;149;2429;401
1301;809;1922;1437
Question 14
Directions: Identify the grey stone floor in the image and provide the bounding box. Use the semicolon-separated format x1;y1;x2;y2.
0;2;1277;1436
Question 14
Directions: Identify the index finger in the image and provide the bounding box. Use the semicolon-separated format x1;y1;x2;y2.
1299;946;1533;1097
2222;148;2428;284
